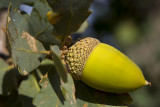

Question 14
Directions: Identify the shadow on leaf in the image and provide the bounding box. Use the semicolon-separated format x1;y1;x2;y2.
0;91;22;107
75;80;132;106
47;66;65;104
0;93;34;107
2;69;19;95
19;95;35;107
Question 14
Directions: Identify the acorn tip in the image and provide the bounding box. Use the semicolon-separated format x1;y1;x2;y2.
145;80;151;86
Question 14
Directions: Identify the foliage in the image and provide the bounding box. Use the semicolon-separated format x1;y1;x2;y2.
0;0;132;106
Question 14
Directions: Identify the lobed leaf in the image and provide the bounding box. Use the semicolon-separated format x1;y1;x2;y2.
18;74;40;107
46;0;93;42
19;74;40;98
4;0;60;45
6;0;61;75
29;1;60;45
7;12;46;75
33;60;76;107
7;0;62;75
50;45;67;83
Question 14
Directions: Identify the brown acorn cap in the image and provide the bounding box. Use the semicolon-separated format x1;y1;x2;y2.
65;37;100;80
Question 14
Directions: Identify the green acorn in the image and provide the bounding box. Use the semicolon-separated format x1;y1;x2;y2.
65;37;150;93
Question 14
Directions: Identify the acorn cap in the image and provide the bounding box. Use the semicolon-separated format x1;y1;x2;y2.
65;37;100;79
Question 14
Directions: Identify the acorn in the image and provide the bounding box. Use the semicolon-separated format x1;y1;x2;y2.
65;37;150;93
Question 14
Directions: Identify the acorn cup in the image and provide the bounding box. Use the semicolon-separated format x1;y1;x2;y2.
65;37;150;93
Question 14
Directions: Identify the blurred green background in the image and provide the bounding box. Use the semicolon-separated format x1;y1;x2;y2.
76;0;159;107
